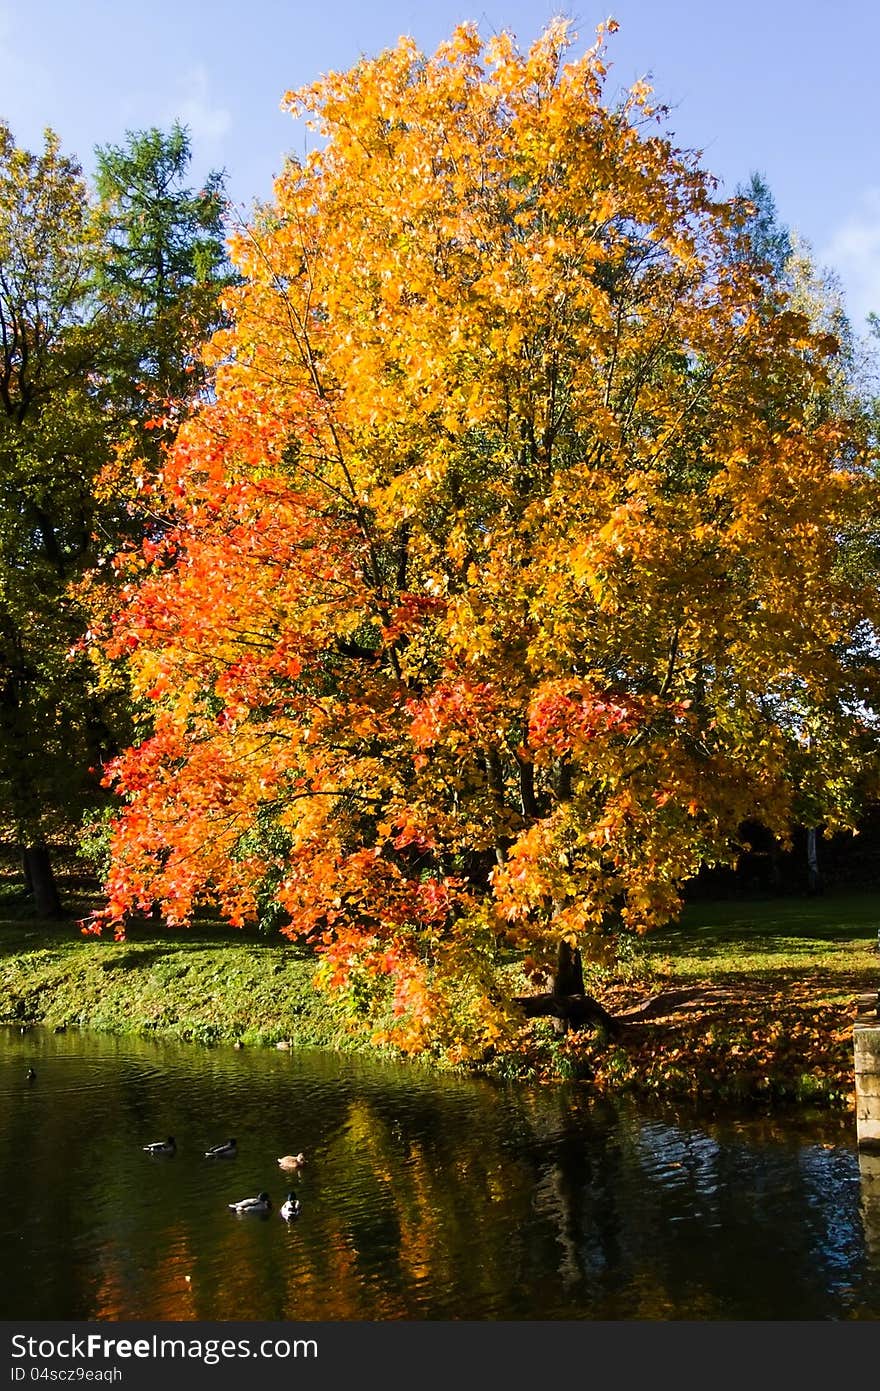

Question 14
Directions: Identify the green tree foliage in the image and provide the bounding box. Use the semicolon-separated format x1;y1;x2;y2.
0;124;110;910
734;172;792;281
94;122;230;440
0;121;230;913
732;178;880;876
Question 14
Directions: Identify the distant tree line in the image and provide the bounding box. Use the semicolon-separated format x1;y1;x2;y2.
0;119;230;912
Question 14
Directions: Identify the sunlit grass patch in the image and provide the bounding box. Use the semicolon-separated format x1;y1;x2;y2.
584;892;880;1107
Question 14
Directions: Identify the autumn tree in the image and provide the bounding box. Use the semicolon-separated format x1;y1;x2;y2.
97;23;880;1055
83;123;233;784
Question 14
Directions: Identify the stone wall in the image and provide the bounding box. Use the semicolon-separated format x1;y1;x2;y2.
855;991;880;1152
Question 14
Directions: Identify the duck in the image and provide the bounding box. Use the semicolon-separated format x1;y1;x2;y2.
205;1138;237;1159
277;1153;305;1171
228;1191;271;1214
143;1137;176;1155
280;1192;301;1221
26;1067;36;1082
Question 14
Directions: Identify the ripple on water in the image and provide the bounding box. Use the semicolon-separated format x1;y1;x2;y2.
1;1027;878;1321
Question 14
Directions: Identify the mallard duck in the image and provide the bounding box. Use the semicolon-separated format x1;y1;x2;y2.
228;1191;271;1214
205;1138;237;1159
143;1137;176;1155
277;1153;305;1171
280;1192;300;1221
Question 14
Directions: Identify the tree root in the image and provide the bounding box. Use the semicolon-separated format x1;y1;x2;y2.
514;991;619;1035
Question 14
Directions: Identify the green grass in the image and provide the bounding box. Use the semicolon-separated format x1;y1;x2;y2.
588;891;880;1107
646;892;880;995
0;904;348;1049
0;889;877;1105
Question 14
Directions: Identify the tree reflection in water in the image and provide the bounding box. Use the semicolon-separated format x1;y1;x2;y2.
0;1027;878;1319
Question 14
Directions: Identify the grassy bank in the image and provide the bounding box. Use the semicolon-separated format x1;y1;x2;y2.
0;906;349;1049
0;892;877;1105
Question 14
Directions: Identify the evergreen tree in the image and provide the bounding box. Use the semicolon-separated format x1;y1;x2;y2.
94;122;231;444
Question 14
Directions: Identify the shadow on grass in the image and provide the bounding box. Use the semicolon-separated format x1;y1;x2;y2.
0;907;313;964
650;934;876;960
677;891;880;936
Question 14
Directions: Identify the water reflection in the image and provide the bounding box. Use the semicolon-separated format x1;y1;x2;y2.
1;1026;878;1320
859;1149;880;1277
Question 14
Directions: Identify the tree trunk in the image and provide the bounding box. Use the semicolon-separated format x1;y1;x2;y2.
514;990;619;1035
513;937;618;1036
20;846;33;898
556;759;572;803
554;937;585;996
516;752;539;819
550;938;583;1035
806;827;822;895
23;844;63;917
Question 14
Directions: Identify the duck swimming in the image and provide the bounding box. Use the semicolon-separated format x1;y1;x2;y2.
143;1137;176;1155
228;1191;271;1214
277;1153;305;1171
26;1067;36;1082
205;1139;237;1159
280;1192;301;1221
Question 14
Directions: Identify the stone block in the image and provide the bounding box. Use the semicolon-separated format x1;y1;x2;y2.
853;1021;880;1149
854;1026;880;1068
856;1113;880;1146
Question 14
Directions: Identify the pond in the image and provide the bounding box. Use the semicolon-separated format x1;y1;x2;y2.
1;1026;879;1320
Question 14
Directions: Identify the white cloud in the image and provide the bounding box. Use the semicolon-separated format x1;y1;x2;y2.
169;65;231;149
821;189;880;329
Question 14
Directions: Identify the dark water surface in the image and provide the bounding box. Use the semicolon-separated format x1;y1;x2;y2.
1;1026;879;1320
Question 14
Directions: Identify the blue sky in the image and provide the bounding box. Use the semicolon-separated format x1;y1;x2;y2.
1;0;878;324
